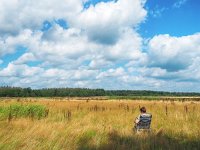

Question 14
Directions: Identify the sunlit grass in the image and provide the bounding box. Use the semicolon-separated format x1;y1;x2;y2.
0;98;200;150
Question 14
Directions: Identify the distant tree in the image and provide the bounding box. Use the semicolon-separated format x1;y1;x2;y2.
0;86;200;97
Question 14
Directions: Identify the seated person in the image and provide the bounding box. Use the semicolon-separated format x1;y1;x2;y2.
134;107;152;131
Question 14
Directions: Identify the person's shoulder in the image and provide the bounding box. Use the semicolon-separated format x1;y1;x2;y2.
141;113;152;117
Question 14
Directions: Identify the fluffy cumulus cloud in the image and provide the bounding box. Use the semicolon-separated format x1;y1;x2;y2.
0;0;82;35
0;29;33;56
148;33;200;71
74;0;147;44
0;0;200;91
146;33;200;90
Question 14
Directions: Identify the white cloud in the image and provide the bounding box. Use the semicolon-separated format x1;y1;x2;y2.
149;7;167;18
121;75;162;88
148;33;200;71
104;28;144;61
1;23;145;71
0;0;83;35
0;63;43;77
0;29;33;56
173;0;187;8
0;62;99;88
97;67;126;79
0;0;147;66
127;67;167;78
89;57;112;69
13;53;36;65
75;0;147;44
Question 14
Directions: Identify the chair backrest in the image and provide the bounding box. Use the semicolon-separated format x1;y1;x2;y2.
138;113;152;129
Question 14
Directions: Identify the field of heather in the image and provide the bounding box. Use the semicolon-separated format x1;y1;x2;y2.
0;98;200;150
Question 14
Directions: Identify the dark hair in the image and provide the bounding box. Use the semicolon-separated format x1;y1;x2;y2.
140;107;146;113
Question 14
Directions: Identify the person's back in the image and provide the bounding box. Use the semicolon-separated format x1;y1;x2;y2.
134;107;152;131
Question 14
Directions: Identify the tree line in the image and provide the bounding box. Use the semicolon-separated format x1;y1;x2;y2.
0;86;200;97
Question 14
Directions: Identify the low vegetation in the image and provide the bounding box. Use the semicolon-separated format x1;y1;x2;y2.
0;104;48;121
0;98;200;150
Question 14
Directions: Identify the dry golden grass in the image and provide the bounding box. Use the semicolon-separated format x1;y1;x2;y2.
0;98;200;150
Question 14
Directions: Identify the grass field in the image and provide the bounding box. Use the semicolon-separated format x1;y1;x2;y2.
0;98;200;150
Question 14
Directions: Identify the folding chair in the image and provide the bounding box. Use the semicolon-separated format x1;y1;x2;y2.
134;113;152;133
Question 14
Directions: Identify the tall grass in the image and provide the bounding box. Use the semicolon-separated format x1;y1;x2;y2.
0;98;200;150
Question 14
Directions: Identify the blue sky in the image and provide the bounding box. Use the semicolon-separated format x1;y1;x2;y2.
0;0;200;91
140;0;200;37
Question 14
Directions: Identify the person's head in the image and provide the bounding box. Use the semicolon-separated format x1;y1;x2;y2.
140;107;146;113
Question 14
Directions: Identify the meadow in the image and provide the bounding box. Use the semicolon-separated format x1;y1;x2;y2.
0;98;200;150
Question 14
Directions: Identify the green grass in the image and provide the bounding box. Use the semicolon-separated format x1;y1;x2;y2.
0;104;48;120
